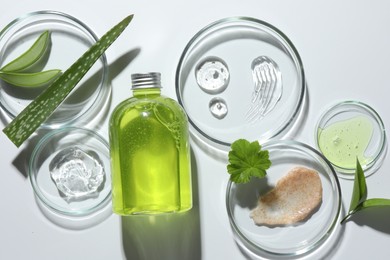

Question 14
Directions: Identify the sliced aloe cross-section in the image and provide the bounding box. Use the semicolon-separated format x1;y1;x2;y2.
0;69;61;87
0;30;50;72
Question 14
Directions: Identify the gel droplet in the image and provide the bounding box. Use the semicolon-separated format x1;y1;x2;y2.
209;97;228;119
195;57;229;94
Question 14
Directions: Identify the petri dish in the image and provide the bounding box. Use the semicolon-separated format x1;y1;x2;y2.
29;127;112;216
226;140;342;259
315;100;387;178
0;10;109;129
176;17;305;150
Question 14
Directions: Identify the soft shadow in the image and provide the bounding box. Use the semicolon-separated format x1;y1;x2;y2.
319;221;346;260
233;178;272;210
232;207;347;260
108;48;140;81
121;149;202;260
35;194;112;230
190;132;229;164
11;128;51;178
283;81;310;140
349;207;390;234
63;48;140;106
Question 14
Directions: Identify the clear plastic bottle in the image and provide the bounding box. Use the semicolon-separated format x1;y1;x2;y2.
109;72;192;215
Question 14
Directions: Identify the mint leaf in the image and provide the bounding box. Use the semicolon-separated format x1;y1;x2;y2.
227;139;271;183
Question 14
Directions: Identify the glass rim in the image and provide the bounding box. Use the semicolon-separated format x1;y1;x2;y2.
28;126;111;216
315;100;387;178
0;10;109;129
225;139;342;258
175;16;306;148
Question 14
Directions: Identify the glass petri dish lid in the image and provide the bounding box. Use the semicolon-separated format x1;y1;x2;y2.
176;17;305;150
315;100;387;178
226;140;342;259
29;127;112;216
0;10;109;129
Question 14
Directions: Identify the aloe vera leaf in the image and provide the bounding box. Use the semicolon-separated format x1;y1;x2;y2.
3;14;134;147
0;30;50;72
0;70;61;87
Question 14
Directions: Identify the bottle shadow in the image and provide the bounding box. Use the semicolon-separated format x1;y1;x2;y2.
121;150;202;260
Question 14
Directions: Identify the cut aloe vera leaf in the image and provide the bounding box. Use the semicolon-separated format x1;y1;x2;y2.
0;30;50;72
0;69;61;87
3;14;134;147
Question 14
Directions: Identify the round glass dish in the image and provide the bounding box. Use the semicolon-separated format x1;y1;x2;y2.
226;140;341;259
315;100;387;178
0;10;109;128
176;17;305;150
29;127;111;216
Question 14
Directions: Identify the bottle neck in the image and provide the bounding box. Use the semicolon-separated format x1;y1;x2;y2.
132;87;161;98
131;73;162;98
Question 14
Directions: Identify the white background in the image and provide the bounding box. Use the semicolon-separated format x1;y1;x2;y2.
1;0;390;259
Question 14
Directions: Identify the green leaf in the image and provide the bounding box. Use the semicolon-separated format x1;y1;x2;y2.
0;30;50;72
349;159;367;212
3;14;134;147
341;159;390;224
362;198;390;208
0;70;61;87
227;139;271;183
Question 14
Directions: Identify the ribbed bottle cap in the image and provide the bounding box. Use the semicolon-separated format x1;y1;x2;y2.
131;72;162;89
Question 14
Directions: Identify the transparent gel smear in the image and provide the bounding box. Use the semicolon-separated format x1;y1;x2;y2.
195;56;230;94
209;97;228;119
246;56;282;123
49;146;105;201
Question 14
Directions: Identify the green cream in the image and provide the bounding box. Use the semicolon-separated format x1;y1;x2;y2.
318;116;373;169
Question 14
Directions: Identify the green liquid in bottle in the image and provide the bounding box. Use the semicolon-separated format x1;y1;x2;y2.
109;73;192;215
318;116;373;169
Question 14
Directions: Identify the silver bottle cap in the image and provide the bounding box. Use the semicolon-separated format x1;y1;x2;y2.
131;72;162;89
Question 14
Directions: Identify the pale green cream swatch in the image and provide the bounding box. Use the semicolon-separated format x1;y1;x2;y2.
318;116;373;169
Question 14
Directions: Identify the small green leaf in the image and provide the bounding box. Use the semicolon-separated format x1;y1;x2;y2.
3;14;134;147
0;30;50;72
0;70;61;87
349;159;367;212
341;159;390;224
227;139;271;183
362;198;390;208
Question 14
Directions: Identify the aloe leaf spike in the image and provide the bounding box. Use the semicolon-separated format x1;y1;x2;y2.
0;30;50;72
3;14;134;147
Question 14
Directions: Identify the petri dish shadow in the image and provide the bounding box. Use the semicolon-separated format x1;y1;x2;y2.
34;193;112;230
10;128;51;178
